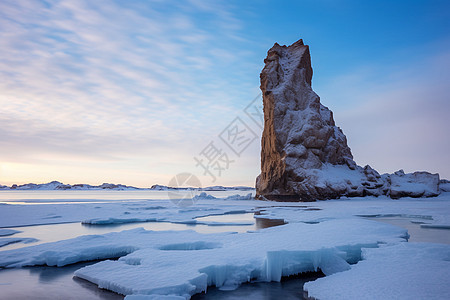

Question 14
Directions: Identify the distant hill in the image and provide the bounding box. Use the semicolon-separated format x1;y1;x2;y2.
0;181;254;191
150;184;254;191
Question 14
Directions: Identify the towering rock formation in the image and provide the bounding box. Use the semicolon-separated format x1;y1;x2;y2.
256;39;440;201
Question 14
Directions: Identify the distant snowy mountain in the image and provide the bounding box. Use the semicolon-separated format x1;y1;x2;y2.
201;185;255;191
0;182;254;191
8;181;70;190
150;184;255;191
150;184;172;190
1;181;140;191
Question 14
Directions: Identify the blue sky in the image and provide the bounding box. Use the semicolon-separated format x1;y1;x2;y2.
0;0;449;187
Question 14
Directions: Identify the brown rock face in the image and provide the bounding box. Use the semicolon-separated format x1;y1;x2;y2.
256;39;355;200
255;39;440;201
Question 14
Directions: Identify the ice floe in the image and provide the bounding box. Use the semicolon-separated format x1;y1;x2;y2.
0;229;21;236
0;219;407;298
0;237;37;247
304;242;450;300
0;191;449;299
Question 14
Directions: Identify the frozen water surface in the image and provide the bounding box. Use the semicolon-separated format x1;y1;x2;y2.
365;216;450;244
0;260;123;300
192;272;323;299
1;213;283;251
0;190;449;299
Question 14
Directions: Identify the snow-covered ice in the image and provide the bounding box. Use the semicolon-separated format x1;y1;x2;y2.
1;192;449;229
0;237;37;247
0;229;20;236
304;242;450;300
0;190;449;299
0;228;37;247
0;219;407;298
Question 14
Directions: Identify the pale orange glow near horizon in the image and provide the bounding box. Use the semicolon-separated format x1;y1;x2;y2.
1;1;449;187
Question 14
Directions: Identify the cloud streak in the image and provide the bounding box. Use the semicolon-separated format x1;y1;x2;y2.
0;0;262;185
0;0;449;186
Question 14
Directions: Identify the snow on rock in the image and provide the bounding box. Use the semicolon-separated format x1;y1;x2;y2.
304;242;450;300
439;179;450;192
0;219;407;298
387;170;440;198
255;39;368;201
255;39;440;200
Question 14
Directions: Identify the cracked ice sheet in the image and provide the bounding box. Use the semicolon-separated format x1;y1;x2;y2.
304;242;450;300
0;218;408;299
0;194;261;228
0;229;21;236
1;193;449;229
0;237;37;247
256;193;450;228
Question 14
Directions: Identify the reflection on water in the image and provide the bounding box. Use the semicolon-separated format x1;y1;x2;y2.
0;264;322;300
195;212;286;230
365;217;450;244
1;213;286;251
0;221;252;251
0;213;289;300
0;261;123;300
255;217;286;229
2;214;449;299
195;212;255;224
192;272;323;300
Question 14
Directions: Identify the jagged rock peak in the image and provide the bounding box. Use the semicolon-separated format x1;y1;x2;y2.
256;38;357;201
262;39;313;88
256;39;440;201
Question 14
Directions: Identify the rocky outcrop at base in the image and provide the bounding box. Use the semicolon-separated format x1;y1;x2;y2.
255;39;440;201
440;180;450;193
387;170;440;199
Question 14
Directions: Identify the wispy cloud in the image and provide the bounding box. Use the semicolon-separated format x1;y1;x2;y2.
1;0;448;186
0;0;261;185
